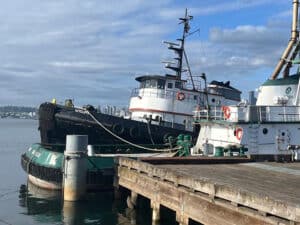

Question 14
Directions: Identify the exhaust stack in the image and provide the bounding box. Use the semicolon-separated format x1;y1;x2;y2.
270;0;299;80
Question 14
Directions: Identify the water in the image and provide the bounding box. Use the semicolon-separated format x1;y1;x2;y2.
0;119;178;225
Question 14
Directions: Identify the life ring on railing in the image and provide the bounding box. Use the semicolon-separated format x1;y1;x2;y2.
176;92;185;101
222;106;231;119
235;127;243;141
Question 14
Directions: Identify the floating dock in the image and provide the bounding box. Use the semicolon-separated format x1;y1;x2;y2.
115;157;300;225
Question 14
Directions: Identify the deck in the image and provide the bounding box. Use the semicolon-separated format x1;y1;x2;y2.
115;157;300;225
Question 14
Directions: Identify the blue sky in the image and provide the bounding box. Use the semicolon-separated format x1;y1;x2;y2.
0;0;295;107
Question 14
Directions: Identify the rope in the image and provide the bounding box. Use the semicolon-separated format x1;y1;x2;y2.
86;110;180;152
146;120;155;145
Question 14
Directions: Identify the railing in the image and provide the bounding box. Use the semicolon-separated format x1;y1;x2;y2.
194;105;300;123
193;107;225;122
131;88;200;103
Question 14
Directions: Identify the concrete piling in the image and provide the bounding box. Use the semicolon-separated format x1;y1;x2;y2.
63;135;88;201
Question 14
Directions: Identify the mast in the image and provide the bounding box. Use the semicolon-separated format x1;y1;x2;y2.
164;9;193;80
270;0;299;80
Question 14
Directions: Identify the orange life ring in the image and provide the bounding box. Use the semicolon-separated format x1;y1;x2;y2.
222;106;231;119
176;92;185;101
235;127;243;141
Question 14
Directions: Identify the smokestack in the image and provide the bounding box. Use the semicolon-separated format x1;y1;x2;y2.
270;0;299;80
248;91;257;105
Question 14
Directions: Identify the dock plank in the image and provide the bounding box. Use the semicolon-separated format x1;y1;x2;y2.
158;163;300;206
116;157;300;224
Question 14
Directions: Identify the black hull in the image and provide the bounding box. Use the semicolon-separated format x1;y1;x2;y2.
39;102;196;145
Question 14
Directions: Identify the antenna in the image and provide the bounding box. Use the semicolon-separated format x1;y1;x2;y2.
162;8;198;91
163;41;180;46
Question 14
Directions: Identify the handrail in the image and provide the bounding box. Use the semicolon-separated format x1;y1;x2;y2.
131;88;201;103
194;105;300;123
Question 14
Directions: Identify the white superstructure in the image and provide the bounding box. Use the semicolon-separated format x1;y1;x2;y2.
129;75;240;131
193;0;300;160
128;10;241;132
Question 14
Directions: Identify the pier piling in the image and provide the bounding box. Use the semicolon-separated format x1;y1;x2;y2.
127;191;138;209
116;157;300;225
63;135;88;201
151;201;160;222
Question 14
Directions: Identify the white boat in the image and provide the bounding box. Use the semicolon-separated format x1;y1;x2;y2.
192;0;300;161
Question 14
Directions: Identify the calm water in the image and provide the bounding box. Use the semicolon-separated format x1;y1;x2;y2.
0;119;178;225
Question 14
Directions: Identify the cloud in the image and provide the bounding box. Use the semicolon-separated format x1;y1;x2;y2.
159;0;287;19
0;0;294;106
182;15;292;99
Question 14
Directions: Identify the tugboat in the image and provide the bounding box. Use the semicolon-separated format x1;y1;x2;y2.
38;10;241;146
193;0;300;161
21;10;241;190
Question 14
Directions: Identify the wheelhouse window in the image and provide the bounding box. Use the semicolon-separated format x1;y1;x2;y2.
149;79;157;88
145;80;151;88
157;79;165;89
175;81;182;89
140;79;159;88
167;83;173;89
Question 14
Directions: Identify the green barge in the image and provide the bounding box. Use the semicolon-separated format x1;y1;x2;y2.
21;142;177;190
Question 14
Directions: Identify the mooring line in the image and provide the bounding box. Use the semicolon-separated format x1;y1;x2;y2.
86;110;180;152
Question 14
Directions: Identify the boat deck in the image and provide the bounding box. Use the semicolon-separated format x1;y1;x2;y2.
116;157;300;225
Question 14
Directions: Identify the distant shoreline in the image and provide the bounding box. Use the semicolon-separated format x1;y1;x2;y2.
0;106;38;120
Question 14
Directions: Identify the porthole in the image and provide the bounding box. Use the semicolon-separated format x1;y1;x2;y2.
285;87;292;95
212;98;215;103
262;128;268;135
281;132;285;136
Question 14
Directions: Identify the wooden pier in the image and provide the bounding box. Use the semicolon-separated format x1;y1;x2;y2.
115;157;300;225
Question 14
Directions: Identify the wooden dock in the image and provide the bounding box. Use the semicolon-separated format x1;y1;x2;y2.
115;157;300;225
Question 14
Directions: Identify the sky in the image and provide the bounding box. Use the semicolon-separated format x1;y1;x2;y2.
0;0;295;107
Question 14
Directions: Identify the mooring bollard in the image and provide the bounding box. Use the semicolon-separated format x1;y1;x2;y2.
87;145;94;156
63;135;88;201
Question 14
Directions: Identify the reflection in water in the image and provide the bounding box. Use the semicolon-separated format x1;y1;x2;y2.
63;201;86;225
18;181;178;225
18;181;130;225
19;182;62;224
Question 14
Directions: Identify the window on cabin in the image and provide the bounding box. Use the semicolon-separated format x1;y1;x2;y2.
140;81;146;88
167;83;173;89
157;79;165;89
145;80;151;88
175;81;182;89
150;80;157;88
